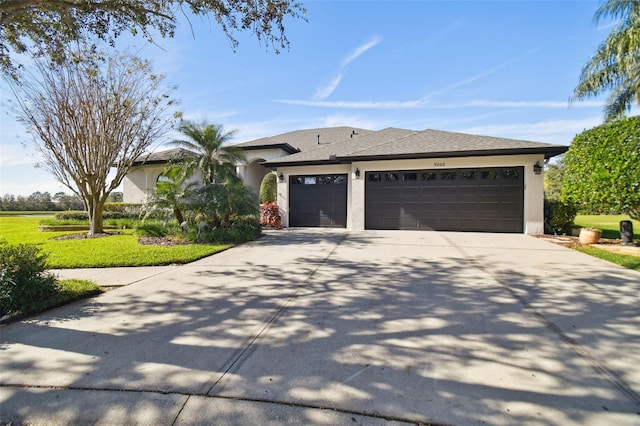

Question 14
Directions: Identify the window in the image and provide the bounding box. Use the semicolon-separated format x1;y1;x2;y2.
304;176;317;185
441;171;456;180
482;170;498;180
291;177;304;184
503;169;520;179
384;173;399;181
421;172;437;181
368;173;382;182
460;171;477;180
403;172;418;181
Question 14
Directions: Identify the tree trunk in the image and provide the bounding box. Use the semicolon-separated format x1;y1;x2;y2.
87;196;105;235
173;207;185;224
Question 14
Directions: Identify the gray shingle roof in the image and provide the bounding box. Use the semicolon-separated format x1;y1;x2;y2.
262;128;567;166
342;129;567;160
132;148;195;165
263;128;416;165
234;126;373;153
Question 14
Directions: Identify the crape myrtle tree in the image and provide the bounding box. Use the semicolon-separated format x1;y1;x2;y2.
573;0;640;121
0;0;306;77
562;115;640;220
6;46;177;234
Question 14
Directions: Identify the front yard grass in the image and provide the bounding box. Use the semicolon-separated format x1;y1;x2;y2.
572;214;640;272
0;216;232;268
574;214;640;239
575;247;640;272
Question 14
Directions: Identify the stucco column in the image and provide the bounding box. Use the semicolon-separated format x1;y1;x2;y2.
350;163;366;230
277;171;289;227
524;156;545;235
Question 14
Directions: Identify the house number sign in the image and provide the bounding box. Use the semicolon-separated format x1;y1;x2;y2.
433;162;446;167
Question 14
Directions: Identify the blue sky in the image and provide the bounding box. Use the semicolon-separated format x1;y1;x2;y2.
0;0;619;196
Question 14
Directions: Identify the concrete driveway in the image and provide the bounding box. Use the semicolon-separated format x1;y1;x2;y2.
1;229;639;425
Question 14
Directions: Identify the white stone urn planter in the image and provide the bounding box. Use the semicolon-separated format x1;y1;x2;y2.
579;228;602;245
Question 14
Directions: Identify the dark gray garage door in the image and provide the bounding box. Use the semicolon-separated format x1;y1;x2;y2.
365;167;524;232
289;174;348;227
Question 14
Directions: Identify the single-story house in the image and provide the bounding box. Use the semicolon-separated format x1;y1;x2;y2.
123;126;567;234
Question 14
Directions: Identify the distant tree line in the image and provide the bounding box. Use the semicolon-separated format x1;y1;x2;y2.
0;192;122;211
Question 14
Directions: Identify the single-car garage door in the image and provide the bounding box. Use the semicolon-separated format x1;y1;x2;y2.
289;174;348;227
365;167;524;232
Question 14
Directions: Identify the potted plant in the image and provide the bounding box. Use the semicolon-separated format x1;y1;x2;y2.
579;227;602;245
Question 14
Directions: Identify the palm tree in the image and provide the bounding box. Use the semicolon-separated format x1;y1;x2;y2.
170;120;246;184
573;0;640;121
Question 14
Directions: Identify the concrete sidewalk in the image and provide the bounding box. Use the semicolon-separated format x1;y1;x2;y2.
1;229;639;425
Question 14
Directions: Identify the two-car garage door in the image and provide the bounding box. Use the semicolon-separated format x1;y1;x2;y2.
365;167;524;233
288;167;524;232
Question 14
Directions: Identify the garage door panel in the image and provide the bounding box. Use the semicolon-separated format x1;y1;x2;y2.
365;167;524;232
290;174;347;228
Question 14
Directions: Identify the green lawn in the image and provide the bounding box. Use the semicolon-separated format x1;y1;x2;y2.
0;216;232;268
574;214;640;239
572;214;640;272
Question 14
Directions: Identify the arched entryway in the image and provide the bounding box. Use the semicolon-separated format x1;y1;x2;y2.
241;158;272;197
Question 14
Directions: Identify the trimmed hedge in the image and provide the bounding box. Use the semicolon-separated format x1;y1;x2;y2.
562;115;640;220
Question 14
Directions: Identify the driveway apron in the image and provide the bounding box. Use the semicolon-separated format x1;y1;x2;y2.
1;229;639;425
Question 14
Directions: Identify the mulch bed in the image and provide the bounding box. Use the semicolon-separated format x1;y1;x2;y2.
51;232;121;240
534;234;624;248
50;232;188;246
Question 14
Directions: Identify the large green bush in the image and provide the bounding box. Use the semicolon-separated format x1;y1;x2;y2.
562;116;640;219
259;173;277;203
0;242;59;315
192;215;261;243
544;199;578;235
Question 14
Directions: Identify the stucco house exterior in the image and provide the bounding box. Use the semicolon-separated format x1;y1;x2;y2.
123;126;567;235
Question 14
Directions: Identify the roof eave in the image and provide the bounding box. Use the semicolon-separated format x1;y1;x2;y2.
262;159;343;168
238;143;300;155
339;147;569;162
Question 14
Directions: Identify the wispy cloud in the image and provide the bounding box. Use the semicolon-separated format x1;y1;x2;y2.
461;116;603;144
274;97;603;110
426;48;540;98
313;35;383;101
276;99;427;109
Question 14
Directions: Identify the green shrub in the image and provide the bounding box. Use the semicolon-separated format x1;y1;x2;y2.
54;210;131;221
104;202;143;216
192;215;261;243
259;173;277;203
135;222;170;237
0;242;59;315
104;218;139;229
544;199;578;235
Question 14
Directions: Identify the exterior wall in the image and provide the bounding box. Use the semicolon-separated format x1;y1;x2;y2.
122;165;166;203
122;165;201;204
277;154;546;234
276;164;352;228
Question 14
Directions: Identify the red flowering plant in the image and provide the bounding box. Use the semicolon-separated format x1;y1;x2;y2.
259;202;281;229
